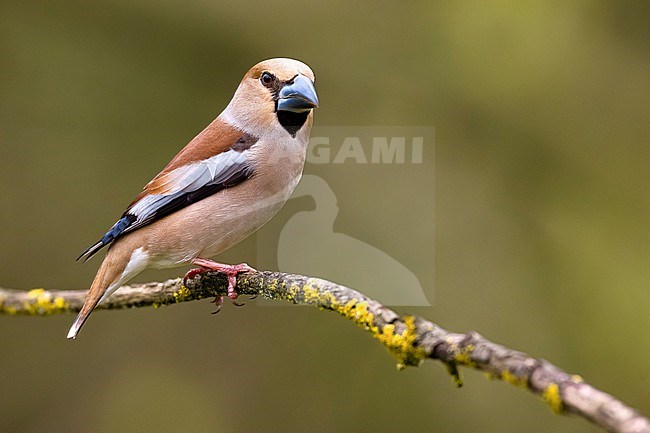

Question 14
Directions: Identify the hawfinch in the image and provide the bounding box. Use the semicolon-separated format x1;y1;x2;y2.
68;58;318;339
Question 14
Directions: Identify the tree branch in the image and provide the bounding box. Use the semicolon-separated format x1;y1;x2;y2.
1;271;648;433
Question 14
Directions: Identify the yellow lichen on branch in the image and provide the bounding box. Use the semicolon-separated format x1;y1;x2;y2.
543;383;564;414
331;297;428;367
1;288;70;316
257;275;429;369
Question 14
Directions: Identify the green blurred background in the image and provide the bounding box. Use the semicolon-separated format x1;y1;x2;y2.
1;1;648;432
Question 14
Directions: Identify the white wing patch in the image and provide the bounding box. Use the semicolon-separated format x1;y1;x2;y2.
126;149;252;232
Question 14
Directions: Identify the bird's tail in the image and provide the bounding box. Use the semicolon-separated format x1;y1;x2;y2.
67;246;133;339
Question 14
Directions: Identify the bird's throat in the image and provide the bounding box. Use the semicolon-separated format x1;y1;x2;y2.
276;110;310;138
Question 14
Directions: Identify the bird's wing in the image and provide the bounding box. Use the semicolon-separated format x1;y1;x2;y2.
77;127;259;262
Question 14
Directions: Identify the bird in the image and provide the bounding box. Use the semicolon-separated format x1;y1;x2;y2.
67;58;318;339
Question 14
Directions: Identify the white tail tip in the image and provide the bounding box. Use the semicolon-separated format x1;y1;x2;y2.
66;317;82;339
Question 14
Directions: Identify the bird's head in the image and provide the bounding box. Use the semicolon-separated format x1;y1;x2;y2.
222;58;318;138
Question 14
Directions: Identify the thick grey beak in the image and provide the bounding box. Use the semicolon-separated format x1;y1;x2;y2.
277;74;319;112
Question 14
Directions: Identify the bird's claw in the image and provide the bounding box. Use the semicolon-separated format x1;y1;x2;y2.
210;296;224;314
188;258;257;313
183;267;207;286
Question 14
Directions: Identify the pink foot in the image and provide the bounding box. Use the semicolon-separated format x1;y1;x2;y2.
183;258;256;309
183;267;207;284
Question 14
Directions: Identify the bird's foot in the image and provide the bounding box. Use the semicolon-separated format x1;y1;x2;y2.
183;267;207;284
184;258;256;309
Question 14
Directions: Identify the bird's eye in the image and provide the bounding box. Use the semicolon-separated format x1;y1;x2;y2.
260;72;274;87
